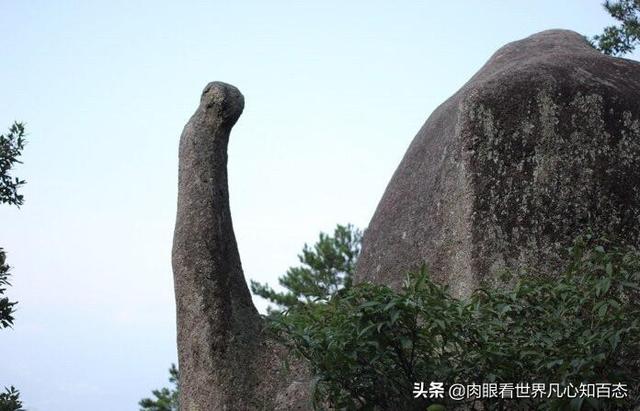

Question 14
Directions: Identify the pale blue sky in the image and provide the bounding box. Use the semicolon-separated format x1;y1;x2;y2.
0;1;635;410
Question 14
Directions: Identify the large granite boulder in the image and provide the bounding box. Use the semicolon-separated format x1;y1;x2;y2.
355;30;640;296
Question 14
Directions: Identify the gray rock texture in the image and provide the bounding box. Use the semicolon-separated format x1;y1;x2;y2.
172;82;309;410
355;30;640;296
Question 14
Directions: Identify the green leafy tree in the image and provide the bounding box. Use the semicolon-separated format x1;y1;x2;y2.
0;387;22;411
274;236;640;410
0;250;17;330
593;0;640;55
0;123;26;207
0;122;25;330
139;364;179;411
250;224;362;314
0;123;26;411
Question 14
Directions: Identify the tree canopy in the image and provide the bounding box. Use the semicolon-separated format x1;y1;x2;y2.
593;0;640;55
250;223;362;314
139;364;179;411
0;122;26;411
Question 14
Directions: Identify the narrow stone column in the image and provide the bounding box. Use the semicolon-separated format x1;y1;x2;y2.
172;82;263;410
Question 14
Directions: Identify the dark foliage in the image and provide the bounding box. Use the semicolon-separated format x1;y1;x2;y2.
274;236;640;410
593;0;640;55
139;364;179;411
0;387;22;411
0;123;25;410
0;249;16;329
0;123;26;207
251;224;362;314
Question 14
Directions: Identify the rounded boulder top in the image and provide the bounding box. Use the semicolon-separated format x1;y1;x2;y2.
355;29;640;297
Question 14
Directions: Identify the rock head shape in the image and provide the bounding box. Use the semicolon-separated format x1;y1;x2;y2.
355;30;640;295
172;82;308;410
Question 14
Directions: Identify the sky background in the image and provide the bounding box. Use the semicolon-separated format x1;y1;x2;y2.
0;1;637;410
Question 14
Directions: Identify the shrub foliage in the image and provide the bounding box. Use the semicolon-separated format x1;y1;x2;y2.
273;236;640;410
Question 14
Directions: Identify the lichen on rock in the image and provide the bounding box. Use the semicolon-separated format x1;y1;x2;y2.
356;30;640;294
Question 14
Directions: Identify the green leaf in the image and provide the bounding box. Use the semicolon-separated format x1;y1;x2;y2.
598;302;608;318
390;310;401;324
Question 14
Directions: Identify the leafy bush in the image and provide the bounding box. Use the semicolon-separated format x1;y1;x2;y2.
272;236;640;410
